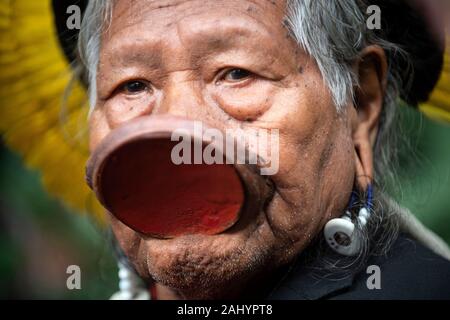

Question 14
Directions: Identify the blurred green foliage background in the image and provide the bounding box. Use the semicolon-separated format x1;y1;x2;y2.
0;144;117;299
1;106;450;299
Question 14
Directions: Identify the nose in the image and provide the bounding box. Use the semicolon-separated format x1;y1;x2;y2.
154;72;209;124
155;73;204;119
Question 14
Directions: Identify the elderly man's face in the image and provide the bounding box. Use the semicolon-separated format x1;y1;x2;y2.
90;0;360;298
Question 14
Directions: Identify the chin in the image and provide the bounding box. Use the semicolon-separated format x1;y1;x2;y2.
140;213;276;298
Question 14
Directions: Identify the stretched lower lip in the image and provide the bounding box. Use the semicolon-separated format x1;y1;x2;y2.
86;115;269;238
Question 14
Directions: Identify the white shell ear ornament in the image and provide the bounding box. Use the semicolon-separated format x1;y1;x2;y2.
324;185;373;256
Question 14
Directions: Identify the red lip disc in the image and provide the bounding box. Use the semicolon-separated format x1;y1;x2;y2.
99;138;244;238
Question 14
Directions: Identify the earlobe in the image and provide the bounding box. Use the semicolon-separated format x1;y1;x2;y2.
353;143;373;191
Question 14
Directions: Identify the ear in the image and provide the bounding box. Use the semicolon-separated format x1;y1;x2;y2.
351;45;388;191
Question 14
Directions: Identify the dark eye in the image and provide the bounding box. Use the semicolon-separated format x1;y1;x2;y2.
121;80;149;94
222;68;252;82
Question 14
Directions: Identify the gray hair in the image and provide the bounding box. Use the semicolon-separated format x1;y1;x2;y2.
78;0;113;109
78;0;405;273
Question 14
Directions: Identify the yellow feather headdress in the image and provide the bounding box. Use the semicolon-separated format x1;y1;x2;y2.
0;0;449;222
0;0;104;222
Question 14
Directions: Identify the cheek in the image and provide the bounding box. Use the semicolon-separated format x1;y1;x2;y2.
104;93;158;129
266;125;355;256
261;79;355;246
88;109;111;151
318;123;356;216
111;217;136;253
210;81;275;121
110;216;152;277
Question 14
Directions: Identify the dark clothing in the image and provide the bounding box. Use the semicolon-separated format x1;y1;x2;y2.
268;234;450;300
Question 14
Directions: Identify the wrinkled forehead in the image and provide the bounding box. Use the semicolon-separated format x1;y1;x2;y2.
105;0;289;42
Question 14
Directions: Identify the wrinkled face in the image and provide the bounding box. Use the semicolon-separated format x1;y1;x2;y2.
89;0;357;298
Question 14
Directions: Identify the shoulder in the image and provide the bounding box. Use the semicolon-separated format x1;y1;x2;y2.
268;233;450;300
333;234;450;299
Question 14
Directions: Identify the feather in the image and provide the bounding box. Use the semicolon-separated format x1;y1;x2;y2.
0;0;105;223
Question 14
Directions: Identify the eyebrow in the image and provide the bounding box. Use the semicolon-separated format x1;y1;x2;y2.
107;44;164;71
187;28;258;65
